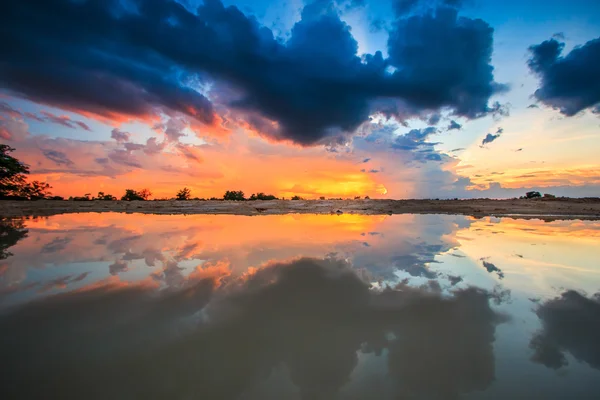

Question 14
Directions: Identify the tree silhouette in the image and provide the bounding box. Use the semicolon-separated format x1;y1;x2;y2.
249;192;278;200
1;144;52;199
176;187;191;200
121;189;148;201
0;218;28;260
223;190;245;201
97;192;117;201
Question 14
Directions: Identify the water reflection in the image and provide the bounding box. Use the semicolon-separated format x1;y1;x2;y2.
0;214;599;399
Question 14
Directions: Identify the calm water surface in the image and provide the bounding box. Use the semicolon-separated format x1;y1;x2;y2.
1;213;599;399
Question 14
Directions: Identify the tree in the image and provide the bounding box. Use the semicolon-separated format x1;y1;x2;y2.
1;144;29;180
249;192;277;201
1;145;52;200
121;189;146;201
525;191;542;199
20;181;52;200
138;188;151;200
0;218;28;260
176;187;191;200
223;190;245;201
97;192;116;201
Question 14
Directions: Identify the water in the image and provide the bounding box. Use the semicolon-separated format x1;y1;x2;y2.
1;213;599;399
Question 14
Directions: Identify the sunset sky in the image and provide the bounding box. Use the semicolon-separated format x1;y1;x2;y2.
1;0;599;199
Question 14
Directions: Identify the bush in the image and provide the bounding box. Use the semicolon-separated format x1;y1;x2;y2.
176;187;191;200
291;195;303;200
249;192;278;201
49;196;64;200
97;191;116;201
364;196;370;200
525;191;542;199
543;193;556;199
121;189;150;201
223;190;245;201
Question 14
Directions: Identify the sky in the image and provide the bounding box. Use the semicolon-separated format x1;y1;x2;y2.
0;0;599;199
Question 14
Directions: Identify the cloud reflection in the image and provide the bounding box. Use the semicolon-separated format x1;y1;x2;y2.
0;257;507;399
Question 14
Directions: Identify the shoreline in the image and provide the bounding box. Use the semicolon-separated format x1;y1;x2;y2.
1;198;600;220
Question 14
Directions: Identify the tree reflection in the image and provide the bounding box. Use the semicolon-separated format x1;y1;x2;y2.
0;218;27;260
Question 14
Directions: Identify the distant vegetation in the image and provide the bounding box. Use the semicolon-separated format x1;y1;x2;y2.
223;190;245;201
249;192;278;201
176;187;191;200
121;189;151;201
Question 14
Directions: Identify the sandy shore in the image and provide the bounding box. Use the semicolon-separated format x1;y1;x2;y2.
1;198;599;219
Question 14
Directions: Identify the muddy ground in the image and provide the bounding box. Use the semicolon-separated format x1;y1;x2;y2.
2;198;599;220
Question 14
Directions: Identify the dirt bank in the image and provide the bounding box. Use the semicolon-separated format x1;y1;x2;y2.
2;198;600;220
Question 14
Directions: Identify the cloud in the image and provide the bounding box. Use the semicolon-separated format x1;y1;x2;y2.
110;128;130;143
528;37;600;116
530;290;600;370
108;150;142;169
0;101;22;118
362;158;371;163
108;260;128;276
481;260;504;279
153;118;187;142
481;133;501;146
387;6;507;120
39;111;91;131
41;149;74;167
447;120;462;130
428;113;441;125
1;0;506;145
0;257;506;399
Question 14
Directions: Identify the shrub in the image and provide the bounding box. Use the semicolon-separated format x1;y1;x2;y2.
249;192;278;200
97;191;117;201
121;189;147;201
525;191;542;199
176;187;191;200
291;195;303;200
223;190;245;201
543;193;556;199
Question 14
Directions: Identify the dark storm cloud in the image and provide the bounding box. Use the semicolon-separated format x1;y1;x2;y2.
530;290;600;370
448;120;462;130
42;149;74;166
387;6;507;120
528;37;600;116
0;257;506;399
0;0;506;145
